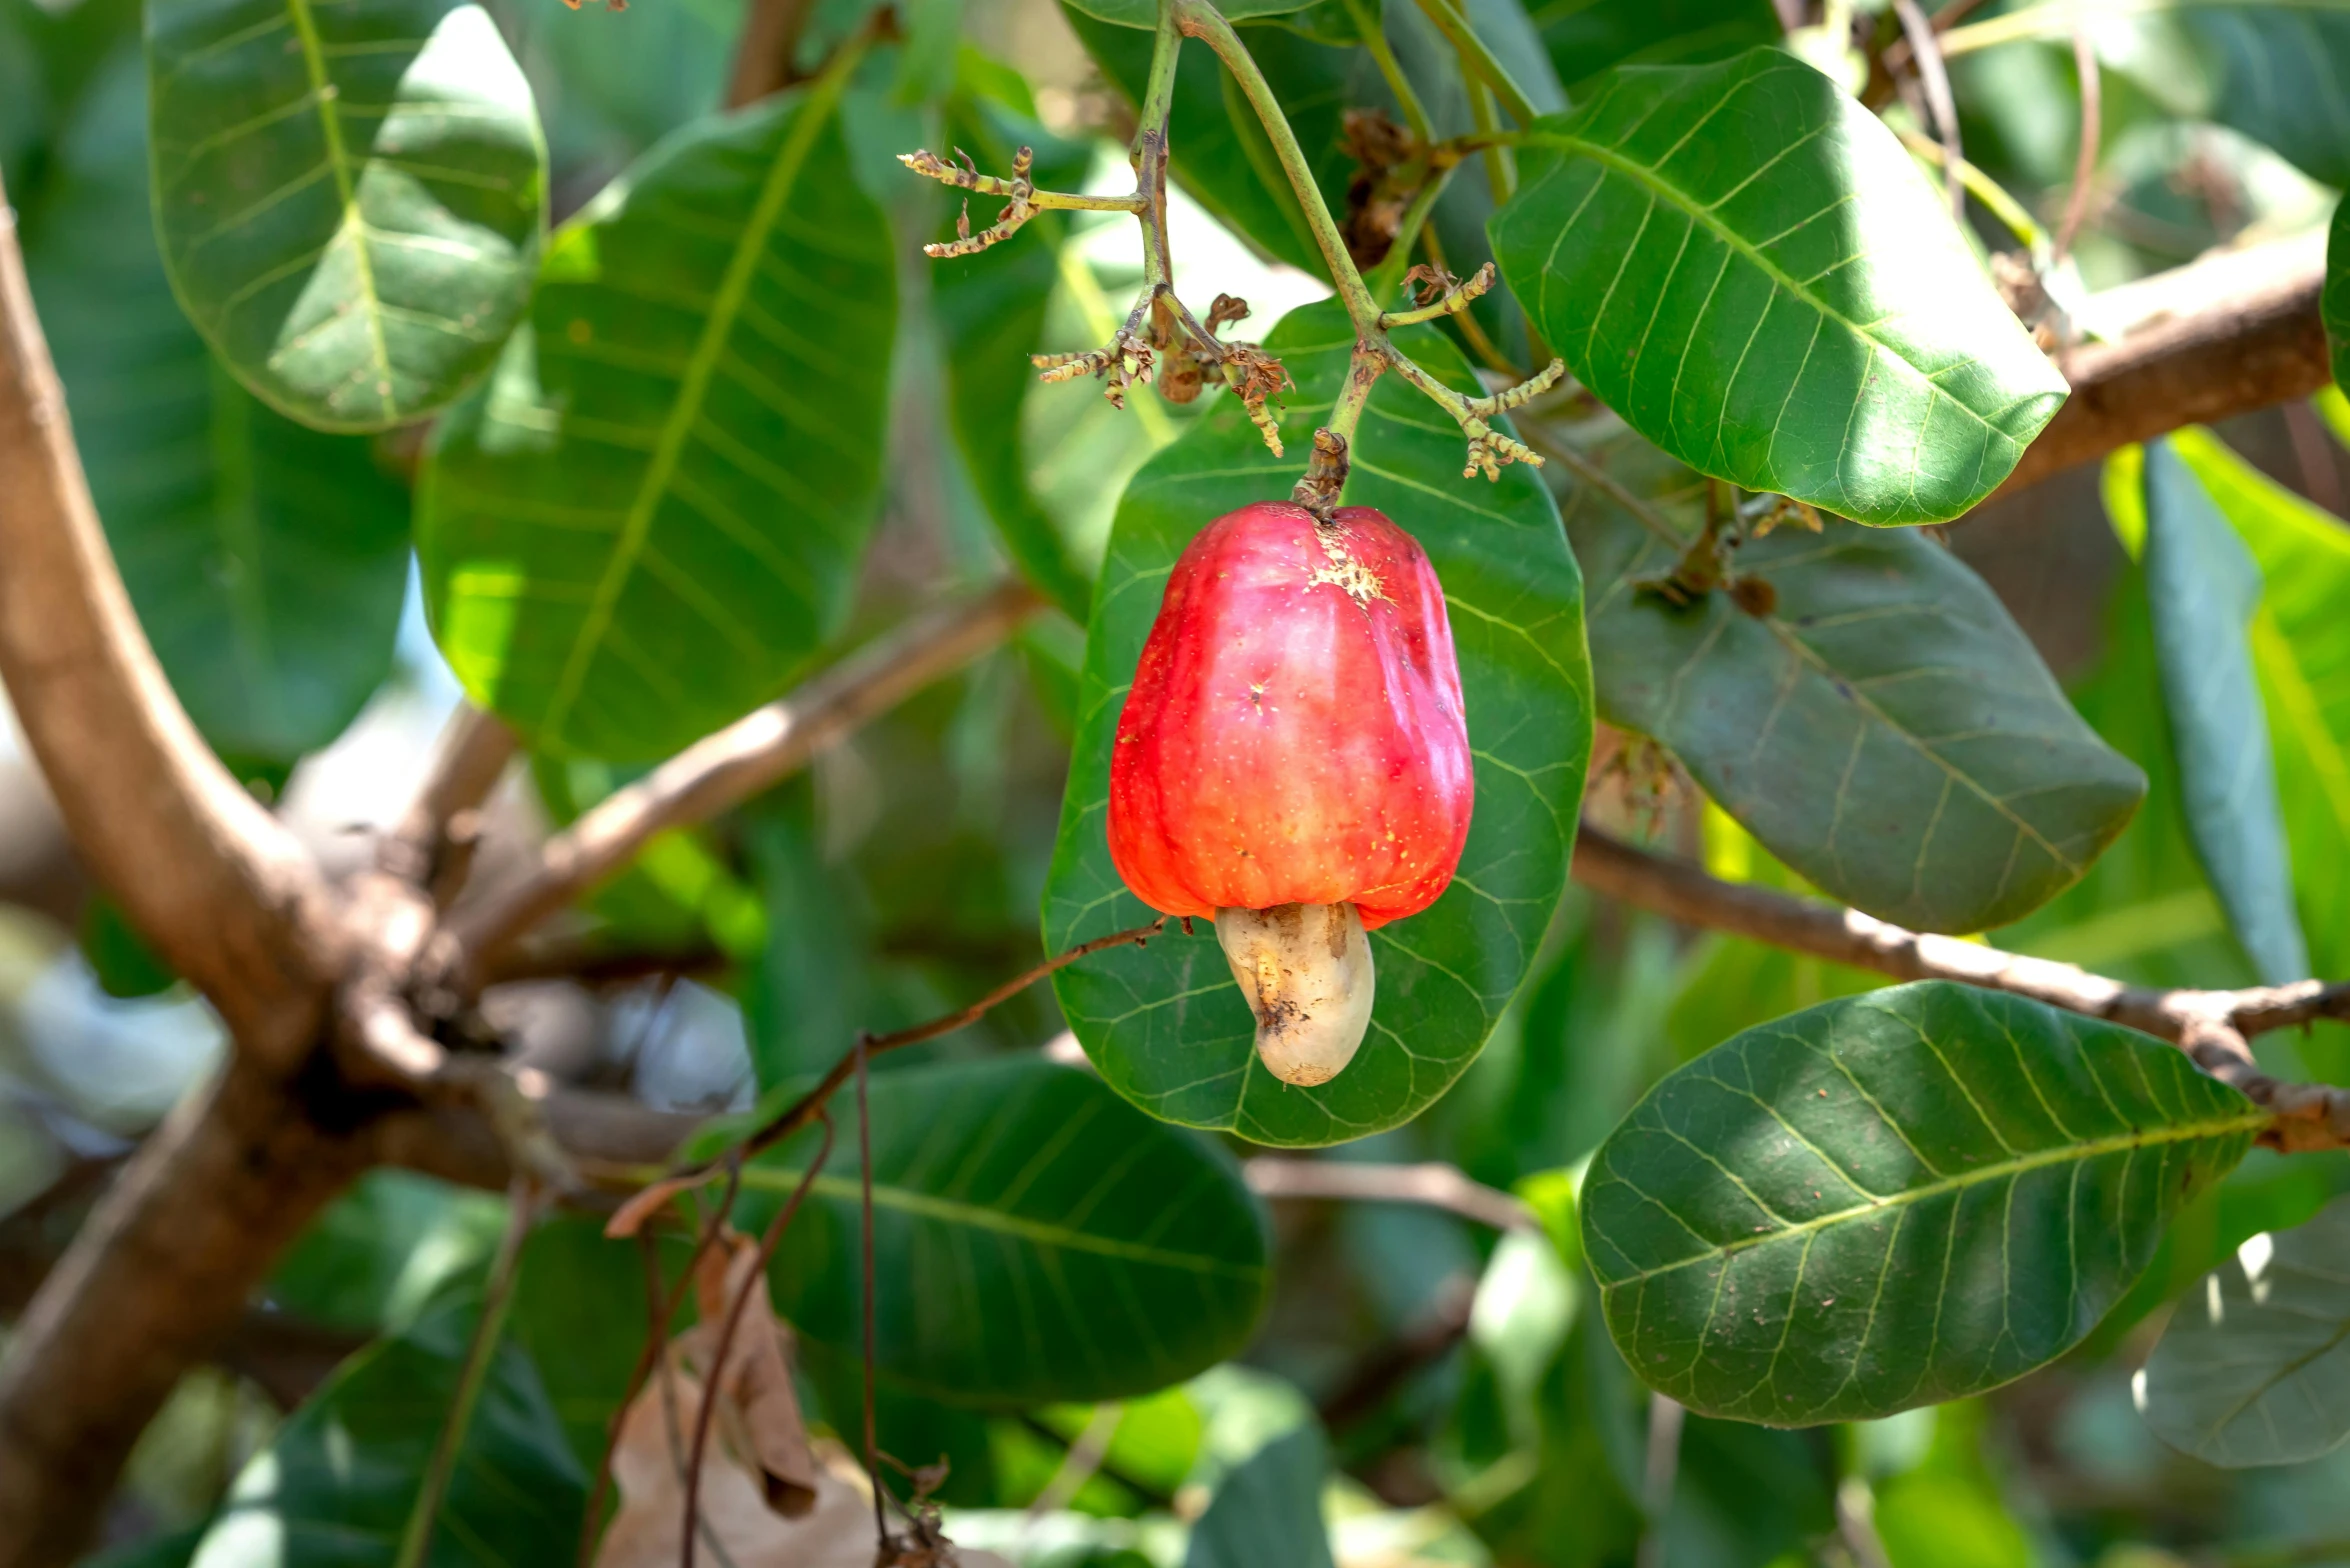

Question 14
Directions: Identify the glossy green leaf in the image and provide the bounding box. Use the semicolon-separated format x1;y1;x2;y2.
2329;195;2350;391
2137;1195;2350;1466
418;85;896;759
1568;425;2143;933
2141;438;2307;984
2154;430;2350;988
1533;0;1782;91
147;0;546;430
24;52;412;765
932;91;1095;619
1583;981;2261;1424
189;1291;585;1566
1042;299;1591;1147
1489;49;2067;524
739;1056;1269;1405
1183;1425;1336;1568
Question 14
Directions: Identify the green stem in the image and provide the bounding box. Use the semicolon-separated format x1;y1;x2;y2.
1366;161;1457;301
1175;0;1384;334
1463;72;1515;204
1380;263;1490;326
1035;190;1154;213
1897;128;2048;260
1410;0;1538;125
1329;342;1384;449
1342;0;1432;142
394;1184;540;1568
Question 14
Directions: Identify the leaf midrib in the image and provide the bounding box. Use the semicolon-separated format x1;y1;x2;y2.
1530;93;2016;442
536;88;842;745
739;1165;1264;1281
1595;1107;2263;1289
283;0;393;419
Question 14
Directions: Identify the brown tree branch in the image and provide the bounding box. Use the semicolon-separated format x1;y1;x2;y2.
0;170;380;1565
1998;239;2328;498
380;704;516;907
1570;826;2350;1149
0;1064;373;1566
0;179;330;1058
1243;1157;1533;1232
446;579;1043;979
724;0;821;108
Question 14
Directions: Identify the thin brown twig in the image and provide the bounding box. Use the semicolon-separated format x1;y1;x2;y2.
1242;1157;1532;1231
2053;23;2101;266
857;1041;891;1550
382;705;515;904
1890;0;1965;220
579;1165;747;1566
1570;825;2350;1149
450;580;1042;979
681;1113;834;1568
1882;0;1998;74
1317;1273;1477;1430
603;918;1167;1236
723;0;819;107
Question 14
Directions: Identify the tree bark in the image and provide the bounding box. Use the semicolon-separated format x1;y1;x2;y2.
0;182;331;1062
0;1062;371;1566
1998;241;2329;498
0;173;355;1564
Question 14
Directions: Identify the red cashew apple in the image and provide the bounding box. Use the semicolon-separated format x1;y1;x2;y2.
1107;501;1474;1086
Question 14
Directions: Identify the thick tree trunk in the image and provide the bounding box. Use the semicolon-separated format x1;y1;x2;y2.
0;1059;370;1566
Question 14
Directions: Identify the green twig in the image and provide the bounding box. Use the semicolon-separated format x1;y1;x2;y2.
1381;345;1564;478
1462;71;1515;205
1366;162;1458;302
1409;0;1538;125
1381;261;1496;327
1342;0;1432;142
1176;0;1384;330
1896;128;2048;259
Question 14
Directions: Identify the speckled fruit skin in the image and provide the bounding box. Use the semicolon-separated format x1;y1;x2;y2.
1107;501;1473;929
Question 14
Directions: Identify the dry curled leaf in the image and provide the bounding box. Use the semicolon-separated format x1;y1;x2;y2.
593;1234;1008;1568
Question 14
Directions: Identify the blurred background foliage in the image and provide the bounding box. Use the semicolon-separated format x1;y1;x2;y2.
2;0;2350;1562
